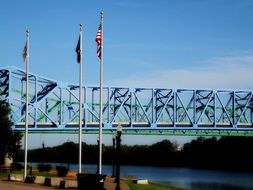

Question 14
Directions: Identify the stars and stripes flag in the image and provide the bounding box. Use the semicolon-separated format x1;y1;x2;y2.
22;39;28;62
75;35;81;63
96;23;102;59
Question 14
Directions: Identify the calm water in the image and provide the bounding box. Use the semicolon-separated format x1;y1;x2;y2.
30;163;253;190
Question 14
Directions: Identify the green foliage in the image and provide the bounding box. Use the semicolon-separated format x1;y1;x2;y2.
56;166;68;177
37;164;52;172
11;162;23;170
15;136;253;172
181;136;253;171
120;140;180;166
0;100;23;164
26;141;79;164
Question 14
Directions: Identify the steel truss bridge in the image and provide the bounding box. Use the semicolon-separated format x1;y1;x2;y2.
1;66;253;136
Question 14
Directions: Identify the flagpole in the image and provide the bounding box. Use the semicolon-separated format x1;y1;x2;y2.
24;29;29;181
78;23;83;174
98;11;104;175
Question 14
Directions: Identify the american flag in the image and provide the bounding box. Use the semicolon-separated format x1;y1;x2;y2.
96;24;102;59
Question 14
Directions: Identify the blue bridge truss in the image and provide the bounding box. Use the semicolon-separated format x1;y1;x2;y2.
1;66;253;136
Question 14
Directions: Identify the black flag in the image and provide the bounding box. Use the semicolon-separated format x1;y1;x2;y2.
22;40;28;62
75;35;81;63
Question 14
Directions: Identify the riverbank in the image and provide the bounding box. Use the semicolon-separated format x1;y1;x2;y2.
0;174;183;190
124;180;185;190
17;163;253;190
20;137;253;173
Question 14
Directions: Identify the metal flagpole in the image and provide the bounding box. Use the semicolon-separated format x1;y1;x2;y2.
24;29;29;181
78;23;83;174
98;11;104;175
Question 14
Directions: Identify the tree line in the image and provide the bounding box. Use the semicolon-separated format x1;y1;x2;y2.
16;136;253;172
2;99;253;172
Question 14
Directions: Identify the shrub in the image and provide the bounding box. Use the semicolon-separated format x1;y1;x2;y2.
56;166;68;177
37;164;52;172
11;162;24;170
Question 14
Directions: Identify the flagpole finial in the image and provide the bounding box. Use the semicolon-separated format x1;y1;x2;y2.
26;29;29;36
100;11;103;18
80;23;83;31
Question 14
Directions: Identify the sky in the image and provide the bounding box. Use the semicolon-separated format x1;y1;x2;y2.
1;0;253;148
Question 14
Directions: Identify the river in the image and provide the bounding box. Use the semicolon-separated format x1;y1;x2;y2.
30;163;253;190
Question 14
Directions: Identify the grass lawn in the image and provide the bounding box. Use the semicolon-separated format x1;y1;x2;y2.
0;172;8;178
124;180;185;190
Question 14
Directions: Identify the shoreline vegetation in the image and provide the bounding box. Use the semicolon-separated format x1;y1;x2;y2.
16;136;253;173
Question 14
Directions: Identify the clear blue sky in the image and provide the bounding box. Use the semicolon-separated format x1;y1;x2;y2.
1;0;253;148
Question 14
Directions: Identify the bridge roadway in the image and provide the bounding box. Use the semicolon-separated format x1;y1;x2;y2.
1;66;253;136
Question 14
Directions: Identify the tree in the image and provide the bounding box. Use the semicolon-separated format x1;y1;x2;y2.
148;140;178;166
0;100;23;164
